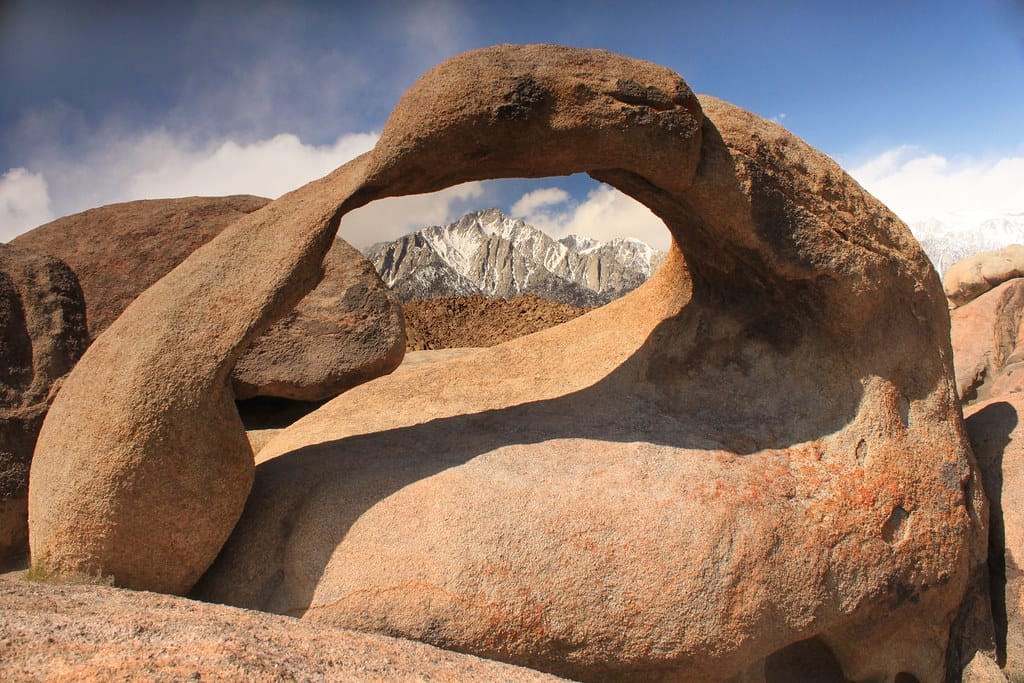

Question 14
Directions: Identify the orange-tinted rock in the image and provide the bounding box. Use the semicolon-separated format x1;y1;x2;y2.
31;45;984;680
0;576;564;682
0;244;87;562
12;196;270;338
951;278;1024;403
945;244;1024;308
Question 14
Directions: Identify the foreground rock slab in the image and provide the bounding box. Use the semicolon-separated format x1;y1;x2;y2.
32;45;985;681
0;576;562;682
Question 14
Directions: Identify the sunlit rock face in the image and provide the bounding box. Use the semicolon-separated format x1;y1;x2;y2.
30;44;983;682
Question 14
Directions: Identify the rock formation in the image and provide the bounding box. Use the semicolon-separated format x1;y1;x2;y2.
13;196;405;401
30;45;985;681
0;576;564;682
0;244;87;563
951;278;1024;403
12;195;272;338
945;244;1024;307
231;237;405;401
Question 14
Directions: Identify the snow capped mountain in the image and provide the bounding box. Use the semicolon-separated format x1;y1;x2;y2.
910;212;1024;275
364;208;665;306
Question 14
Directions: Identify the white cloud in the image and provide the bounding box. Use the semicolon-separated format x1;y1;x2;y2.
127;131;378;200
0;168;54;241
510;187;569;217
341;182;486;248
511;184;670;251
1;128;378;242
848;146;1024;224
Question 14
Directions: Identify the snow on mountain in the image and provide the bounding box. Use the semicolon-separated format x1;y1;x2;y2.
910;212;1024;276
364;208;665;306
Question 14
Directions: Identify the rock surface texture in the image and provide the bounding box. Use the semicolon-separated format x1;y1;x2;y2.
231;237;406;401
403;294;587;350
0;244;87;562
951;277;1024;403
31;45;984;681
0;575;563;682
11;195;272;338
13;196;405;401
945;244;1024;308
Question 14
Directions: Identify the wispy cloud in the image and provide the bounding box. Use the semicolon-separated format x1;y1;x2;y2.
510;183;670;250
510;188;570;217
342;182;486;249
848;146;1024;223
0;168;52;241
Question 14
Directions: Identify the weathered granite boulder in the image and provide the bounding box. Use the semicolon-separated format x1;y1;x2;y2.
951;277;1024;403
31;45;984;681
11;196;272;338
231;237;405;401
0;244;87;562
14;197;405;402
945;244;1024;308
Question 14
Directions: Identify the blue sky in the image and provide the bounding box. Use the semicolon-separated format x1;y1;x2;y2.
1;0;1022;247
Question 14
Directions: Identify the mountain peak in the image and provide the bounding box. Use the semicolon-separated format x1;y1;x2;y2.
911;212;1024;275
364;210;664;306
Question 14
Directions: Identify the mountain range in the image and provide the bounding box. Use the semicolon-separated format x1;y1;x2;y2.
910;213;1024;276
364;209;1024;305
364;208;664;307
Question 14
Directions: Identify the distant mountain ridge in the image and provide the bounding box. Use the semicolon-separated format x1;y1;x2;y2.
364;208;664;306
911;213;1024;276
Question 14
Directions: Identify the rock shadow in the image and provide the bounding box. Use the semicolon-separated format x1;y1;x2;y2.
966;400;1019;666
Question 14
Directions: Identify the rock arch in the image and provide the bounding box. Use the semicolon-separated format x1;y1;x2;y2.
30;45;984;680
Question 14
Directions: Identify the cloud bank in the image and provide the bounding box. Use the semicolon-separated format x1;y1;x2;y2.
848;146;1024;225
0;169;52;242
509;184;670;251
0;129;378;242
341;183;486;248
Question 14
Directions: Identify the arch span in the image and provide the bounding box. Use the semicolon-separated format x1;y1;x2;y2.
29;45;983;681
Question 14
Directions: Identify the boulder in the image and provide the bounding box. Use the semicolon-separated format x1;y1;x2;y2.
0;244;87;562
31;45;985;681
11;195;272;338
0;576;564;682
14;196;405;401
231;237;405;401
951;277;1024;403
945;244;1024;308
966;396;1024;680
